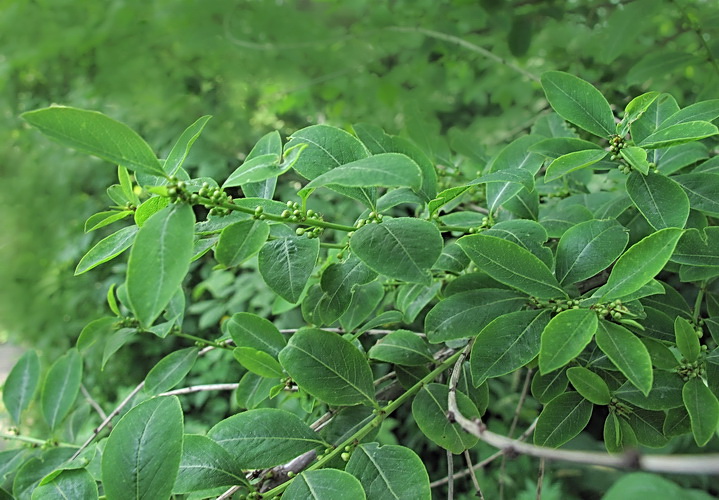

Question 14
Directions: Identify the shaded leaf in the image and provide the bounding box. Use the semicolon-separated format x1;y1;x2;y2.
41;349;82;430
596;321;653;396
539;309;598;374
412;384;479;454
258;236;319;303
3;351;40;426
173;434;247;494
534;392;593;447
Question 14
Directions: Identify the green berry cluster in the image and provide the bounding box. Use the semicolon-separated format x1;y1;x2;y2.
167;178;192;204
437;165;463;190
592;299;629;320
198;182;233;216
531;297;581;313
608;135;626;159
279;201;325;238
354;211;384;229
115;317;140;329
467;216;491;234
609;397;632;418
676;355;707;382
122;201;137;211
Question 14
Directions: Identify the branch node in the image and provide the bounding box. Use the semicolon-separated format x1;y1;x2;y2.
447;411;456;424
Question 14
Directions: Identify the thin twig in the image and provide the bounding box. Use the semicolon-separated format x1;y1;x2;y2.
217;485;241;500
81;384;107;420
447;450;454;500
463;450;484;499
159;383;238;397
536;458;545;500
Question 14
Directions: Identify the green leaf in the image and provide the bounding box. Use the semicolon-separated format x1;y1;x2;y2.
471;310;551;386
457;234;567;299
620;146;651;175
545;149;607;182
41;349;82;430
222;153;280;188
163;115;212;177
13;448;74;499
84;210;133;232
555;219;628;285
279;328;376;406
242;131;283;198
639;121;719;149
215;219;269;268
301;153;422;194
350;218;442;285
31;469;98;500
596;321;653;396
235;372;275;410
618;92;661;135
531;369;568;404
133;196;169;227
339;281;385;332
626;171;690;230
258;235;319;303
3;351;40;425
225;312;286;356
566;367;611;405
673;172;719;217
683;378;719;446
77;316;117;353
675;317;701;363
208;408;324;468
540;71;615;138
661;99;719;128
469;168;536;190
597;228;683;300
539;309;598;374
428;186;470;216
534;392;593;447
425;289;527;343
485;135;545;213
102;396;183;500
75;225;138;275
283;469;366;500
615;371;684;410
345;443;430;500
319;256;377;324
233;347;284;378
126;204;195;327
627;409;668;447
173;434;247;494
368;330;434;366
412;384;479;454
145;347;199;395
603;472;689;500
22;106;164;177
395;282;442;323
672;227;719;267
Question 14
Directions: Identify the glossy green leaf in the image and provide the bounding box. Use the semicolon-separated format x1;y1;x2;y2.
279;328;376;406
31;469;98;500
283;469;366;500
534;392;593;447
539;309;598;374
661;99;719;128
545;149;607;182
224;312;286;357
615;371;684;410
597;228;683;300
77;316;117;353
428;186;470;216
485;135;545;213
215;219;269;268
458;234;566;299
126;204;195;326
541;71;615;138
233;347;284;378
102;396;183;500
222;153;280;187
596;321;653;395
75;225;138;275
395;282;442;323
567;367;611;405
339;281;385;332
639;121;718;149
41;349;82;430
664;407;692;438
350;218;442;285
3;351;40;425
412;384;479;453
22;106;165;177
675;317;701;363
84;210;133;232
630;93;680;144
173;434;247;494
673;172;719;217
163;115;212;177
626;171;689;230
235;372;275;410
425;289;526;343
368;330;434;366
471;310;551;386
12;448;75;500
603;412;622;453
529;137;602;158
145;347;199;395
345;443;430;500
319;256;377;324
469;168;536;190
683;378;719;447
258;235;319;303
531;369;568;404
619;92;661;135
241;131;283;198
620;146;651;175
208;408;324;468
555;219;628;285
133;196;169;227
672;228;719;267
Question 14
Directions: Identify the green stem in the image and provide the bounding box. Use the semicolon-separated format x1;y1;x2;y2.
438;224;474;233
0;433;78;449
172;330;233;350
693;282;706;323
262;350;464;498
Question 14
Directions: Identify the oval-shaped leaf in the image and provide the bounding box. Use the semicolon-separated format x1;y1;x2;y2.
173;434;247;494
485;135;545;213
102;396;184;500
457;234;567;299
566;367;611;405
596;321;653;396
639;121;719;149
22;106;165;177
302;153;421;192
545;149;607;182
258;235;319;303
126;204;195;327
145;347;199;395
31;469;98;500
626;171;690;230
208;408;325;468
284;469;366;500
368;330;434;366
41;349;82;430
615;371;684;410
531;369;568;404
597;228;683;301
224;312;286;356
672;227;719;267
75;225;138;275
233;347;284;378
345;443;430;500
215;219;269;268
541;71;615;138
222;153;281;187
683;378;719;447
350;218;443;285
555;219;628;285
425;289;526;343
675;316;701;363
279;328;376;406
319;256;377;324
620;146;651;175
539;309;598;374
412;384;479;454
534;392;593;447
12;448;75;500
3;351;40;425
471;310;551;386
85;210;133;233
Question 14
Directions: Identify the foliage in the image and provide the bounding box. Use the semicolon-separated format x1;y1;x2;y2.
2;67;719;499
